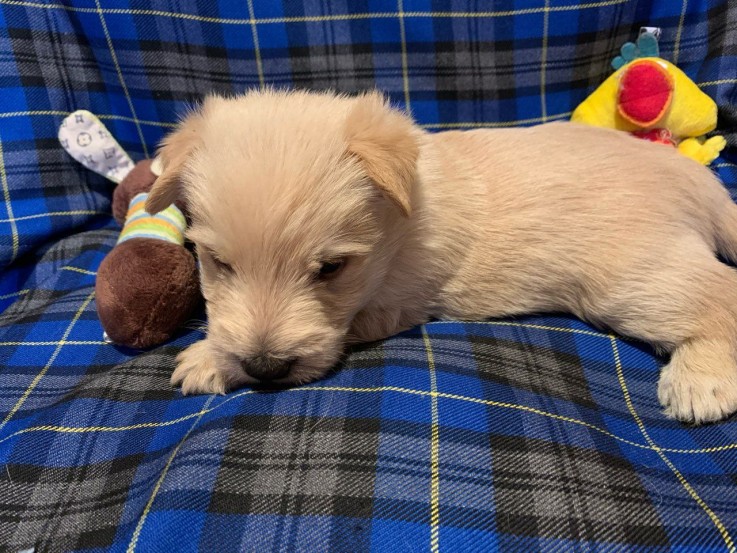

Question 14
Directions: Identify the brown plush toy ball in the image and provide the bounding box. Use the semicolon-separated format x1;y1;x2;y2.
96;238;200;348
95;160;202;349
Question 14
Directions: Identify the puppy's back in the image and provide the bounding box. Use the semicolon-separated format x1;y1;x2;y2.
426;122;731;316
431;122;727;244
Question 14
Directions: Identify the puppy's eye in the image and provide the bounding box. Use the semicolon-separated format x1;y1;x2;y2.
212;256;233;274
200;247;233;274
317;259;345;279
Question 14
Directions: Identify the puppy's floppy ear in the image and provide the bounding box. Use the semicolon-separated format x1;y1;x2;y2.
345;91;419;217
145;111;204;214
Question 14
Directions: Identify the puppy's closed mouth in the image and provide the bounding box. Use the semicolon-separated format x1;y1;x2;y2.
244;355;346;387
239;354;295;382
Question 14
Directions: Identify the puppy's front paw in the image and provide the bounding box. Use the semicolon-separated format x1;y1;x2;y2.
172;340;243;395
658;363;737;424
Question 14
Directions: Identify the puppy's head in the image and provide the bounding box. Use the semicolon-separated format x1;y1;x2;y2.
147;90;420;384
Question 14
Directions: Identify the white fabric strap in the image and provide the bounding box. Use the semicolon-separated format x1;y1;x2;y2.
58;110;135;183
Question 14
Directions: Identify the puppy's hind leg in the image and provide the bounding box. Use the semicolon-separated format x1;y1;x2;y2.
658;333;737;423
585;245;737;424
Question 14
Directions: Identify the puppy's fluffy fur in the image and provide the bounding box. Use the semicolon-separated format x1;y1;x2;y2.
147;89;737;424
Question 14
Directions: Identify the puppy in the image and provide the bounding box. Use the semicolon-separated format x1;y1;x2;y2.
146;89;737;424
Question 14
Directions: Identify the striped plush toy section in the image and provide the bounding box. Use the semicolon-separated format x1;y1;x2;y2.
117;193;186;246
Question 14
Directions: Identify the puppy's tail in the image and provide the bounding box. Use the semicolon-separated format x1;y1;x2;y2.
716;200;737;264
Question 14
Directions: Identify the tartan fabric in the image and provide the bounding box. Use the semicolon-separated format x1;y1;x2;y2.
1;0;737;551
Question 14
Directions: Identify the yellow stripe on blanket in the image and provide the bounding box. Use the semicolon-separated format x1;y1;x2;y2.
117;192;186;246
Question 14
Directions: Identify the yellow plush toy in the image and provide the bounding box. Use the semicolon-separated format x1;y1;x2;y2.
572;31;726;165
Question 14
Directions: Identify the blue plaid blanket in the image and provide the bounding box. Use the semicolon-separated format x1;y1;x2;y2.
1;1;737;551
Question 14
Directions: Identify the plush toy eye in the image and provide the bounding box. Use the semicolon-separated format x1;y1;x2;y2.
318;259;345;279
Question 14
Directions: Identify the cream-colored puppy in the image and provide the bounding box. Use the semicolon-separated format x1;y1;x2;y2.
146;89;737;424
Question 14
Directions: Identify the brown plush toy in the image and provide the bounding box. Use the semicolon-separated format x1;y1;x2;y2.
59;111;202;348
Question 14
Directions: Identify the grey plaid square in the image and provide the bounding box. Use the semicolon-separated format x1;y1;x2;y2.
209;414;381;518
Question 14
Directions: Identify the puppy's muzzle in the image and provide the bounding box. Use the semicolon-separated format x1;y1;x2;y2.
241;354;295;381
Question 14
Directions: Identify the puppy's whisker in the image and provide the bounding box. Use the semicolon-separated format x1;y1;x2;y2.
183;319;209;333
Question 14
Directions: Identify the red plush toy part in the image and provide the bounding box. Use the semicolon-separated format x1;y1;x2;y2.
617;59;674;127
631;128;675;146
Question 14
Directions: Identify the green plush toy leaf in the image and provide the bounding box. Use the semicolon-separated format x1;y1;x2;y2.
611;31;661;70
637;32;659;57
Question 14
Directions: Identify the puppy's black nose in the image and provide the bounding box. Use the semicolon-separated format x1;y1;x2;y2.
242;355;294;381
